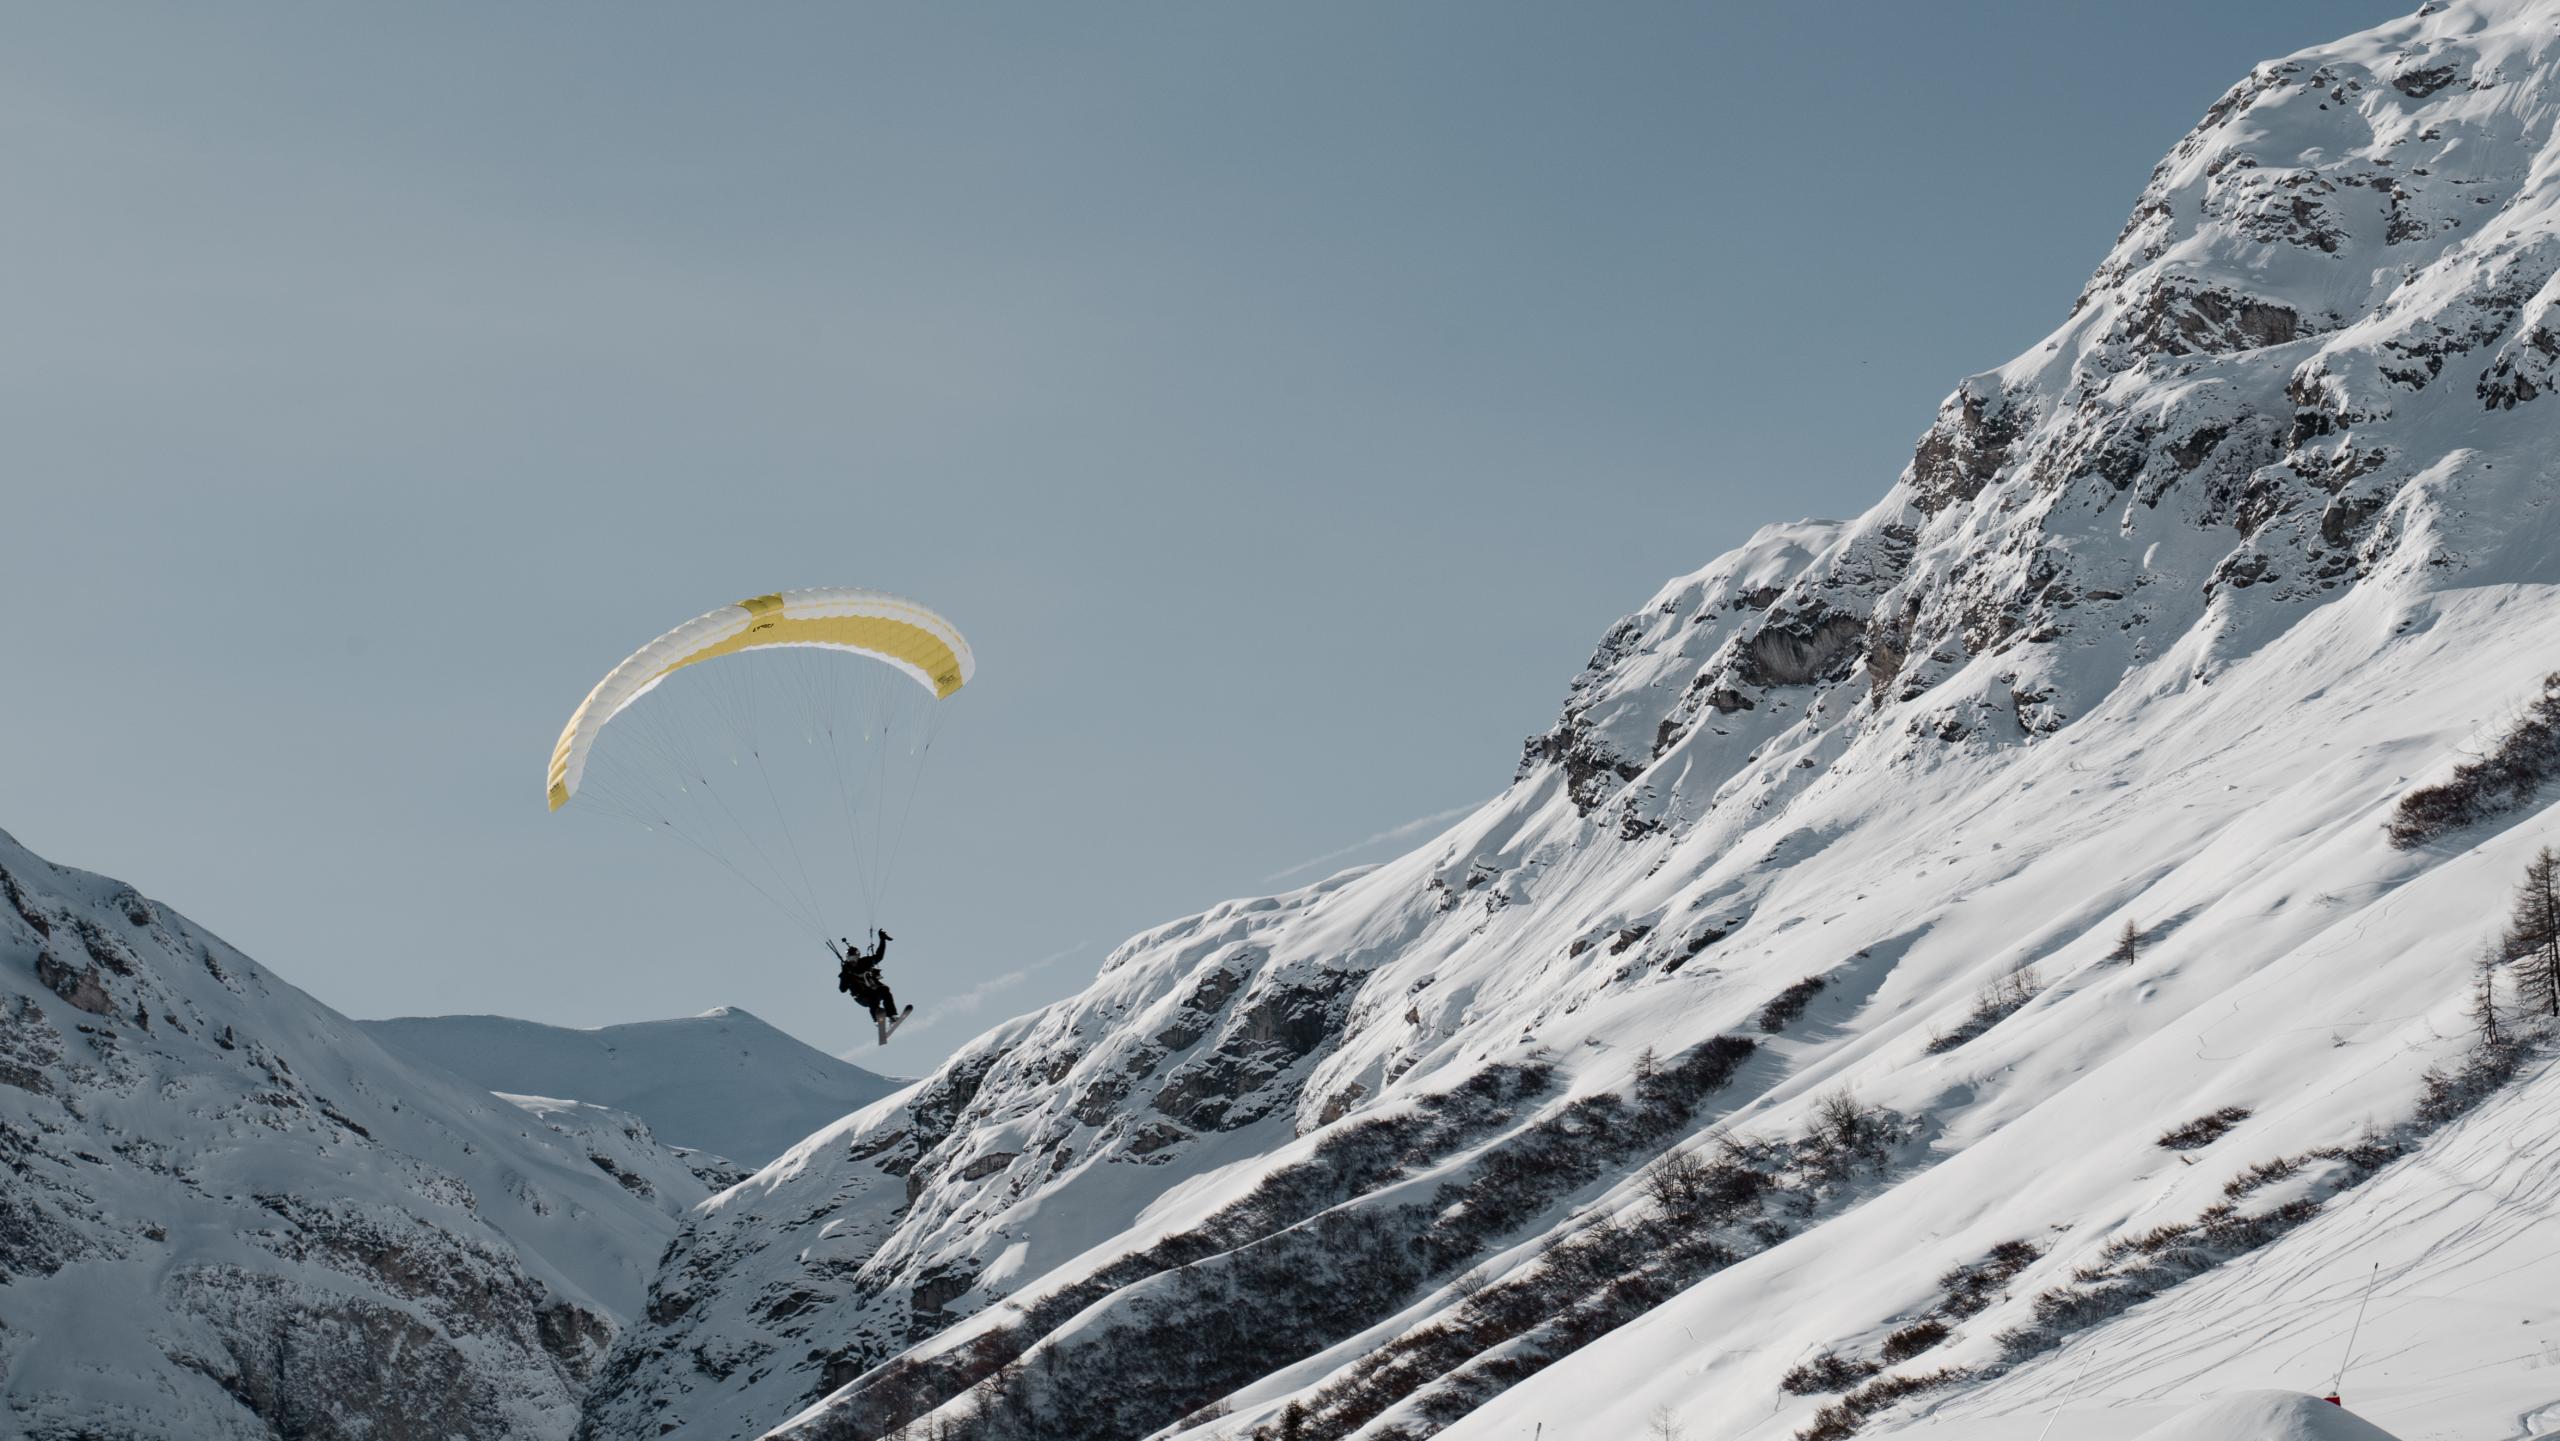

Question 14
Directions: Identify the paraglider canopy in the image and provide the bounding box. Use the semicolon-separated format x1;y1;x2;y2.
545;586;973;941
547;588;973;811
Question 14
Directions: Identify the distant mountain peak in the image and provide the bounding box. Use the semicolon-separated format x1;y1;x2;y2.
362;1005;898;1168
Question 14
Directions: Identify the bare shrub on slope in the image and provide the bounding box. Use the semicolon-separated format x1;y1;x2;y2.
2156;1106;2252;1150
817;1041;1759;1441
1999;1035;2528;1367
1277;1092;1921;1441
1757;975;1830;1033
2387;674;2560;847
1924;969;2041;1055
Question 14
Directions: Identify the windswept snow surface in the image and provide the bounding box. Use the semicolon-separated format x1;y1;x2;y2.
497;1092;751;1217
363;1008;898;1167
2137;1391;2404;1441
0;827;684;1440
583;6;2560;1441
1885;1051;2560;1441
1895;1390;2406;1441
2121;1394;2406;1441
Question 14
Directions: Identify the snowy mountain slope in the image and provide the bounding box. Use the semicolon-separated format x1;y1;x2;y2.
1958;1391;2410;1441
0;826;686;1441
362;1009;898;1167
1879;1051;2560;1441
499;1092;752;1217
2131;1395;2405;1441
1900;1391;2409;1441
1389;634;2560;1441
582;5;2560;1440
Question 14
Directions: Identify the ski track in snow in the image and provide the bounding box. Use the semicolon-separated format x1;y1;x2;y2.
1901;1054;2560;1441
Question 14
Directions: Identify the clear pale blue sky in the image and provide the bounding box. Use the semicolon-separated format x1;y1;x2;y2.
0;3;2406;1069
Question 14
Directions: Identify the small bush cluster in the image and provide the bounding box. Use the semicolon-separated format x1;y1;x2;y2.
1661;919;1739;976
823;1060;1558;1439
1780;857;2553;1438
2417;1033;2528;1128
1996;844;2560;1382
1176;1396;1234;1430
1934;1240;2042;1319
1794;1366;1969;1441
1780;1352;1880;1396
1996;1192;2324;1358
1269;1086;1919;1441
1997;1023;2535;1370
1642;1140;1771;1224
1252;1041;1782;1441
1795;1089;1897;1183
1274;1212;1738;1440
2219;1156;2300;1199
1411;1038;1759;1272
1774;1235;2037;1438
2386;672;2560;847
1924;968;2041;1055
2156;1106;2252;1151
1757;975;1830;1033
1879;1319;1950;1364
839;1039;1768;1441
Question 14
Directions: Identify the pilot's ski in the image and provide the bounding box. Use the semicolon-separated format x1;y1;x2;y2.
875;1005;914;1046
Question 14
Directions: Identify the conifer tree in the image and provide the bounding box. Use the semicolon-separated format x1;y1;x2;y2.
2510;846;2560;1016
2109;918;2142;965
2474;945;2506;1048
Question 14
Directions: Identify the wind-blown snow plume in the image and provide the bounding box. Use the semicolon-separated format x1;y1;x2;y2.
1263;805;1482;883
883;942;1092;1047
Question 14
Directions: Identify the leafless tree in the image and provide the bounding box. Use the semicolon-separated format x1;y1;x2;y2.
2474;944;2507;1047
2509;846;2560;1016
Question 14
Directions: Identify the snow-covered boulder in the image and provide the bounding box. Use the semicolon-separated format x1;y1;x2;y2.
2131;1391;2400;1441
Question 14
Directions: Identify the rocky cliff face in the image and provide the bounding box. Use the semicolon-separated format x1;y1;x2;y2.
1540;0;2560;832
581;7;2560;1440
0;828;686;1441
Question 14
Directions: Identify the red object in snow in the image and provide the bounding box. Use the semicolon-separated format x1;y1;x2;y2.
2323;1395;2342;1406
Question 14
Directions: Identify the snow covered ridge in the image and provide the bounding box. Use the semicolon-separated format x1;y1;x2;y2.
361;1008;899;1169
497;1091;753;1215
0;827;691;1441
580;6;2560;1441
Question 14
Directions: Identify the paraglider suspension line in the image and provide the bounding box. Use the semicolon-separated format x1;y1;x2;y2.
2330;1261;2379;1401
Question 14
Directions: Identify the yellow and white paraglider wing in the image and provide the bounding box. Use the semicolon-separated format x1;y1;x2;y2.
546;588;973;811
